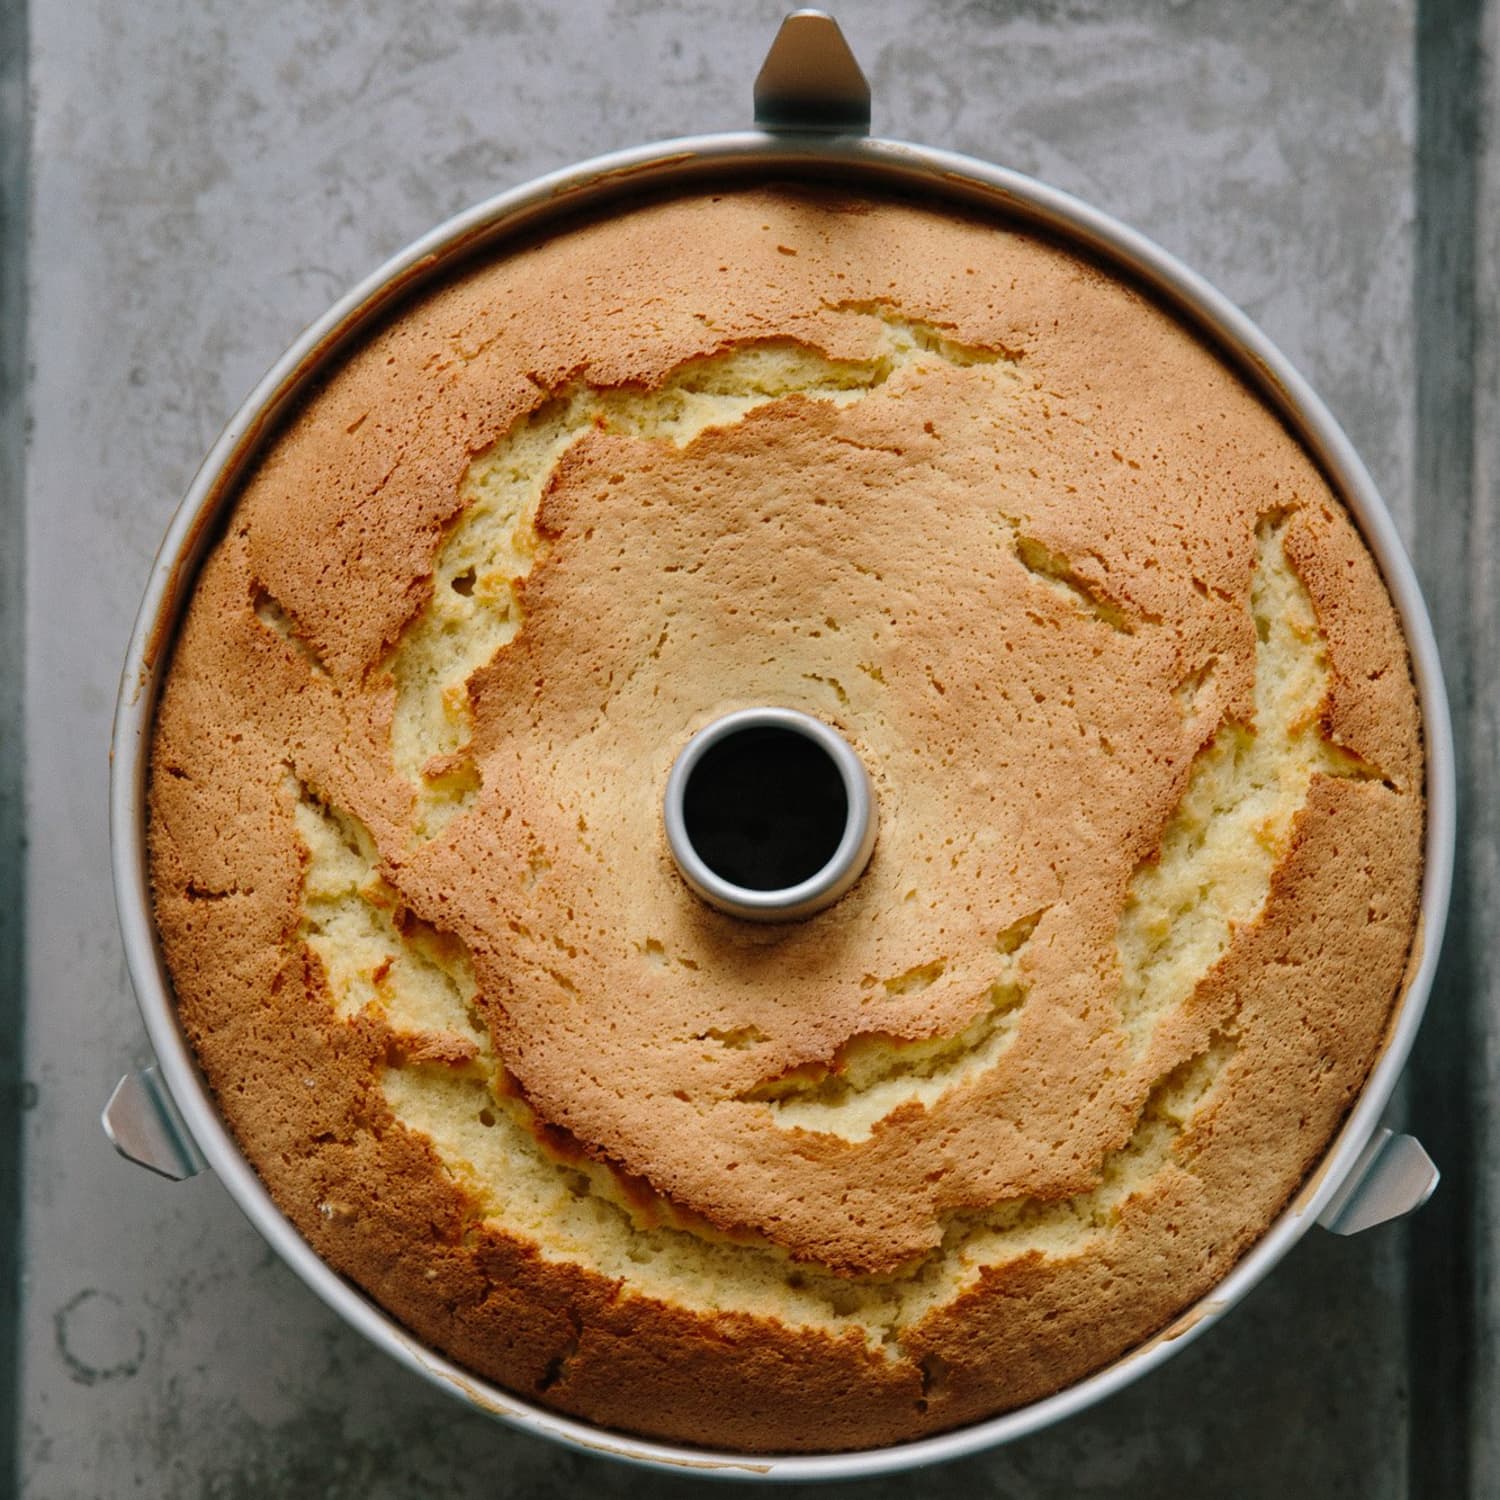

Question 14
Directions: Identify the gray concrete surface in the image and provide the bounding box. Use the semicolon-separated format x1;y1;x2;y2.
1427;0;1500;1489
10;0;1488;1494
1472;0;1500;1474
1;0;27;1491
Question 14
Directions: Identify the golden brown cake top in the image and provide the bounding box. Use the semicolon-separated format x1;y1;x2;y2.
148;186;1423;1450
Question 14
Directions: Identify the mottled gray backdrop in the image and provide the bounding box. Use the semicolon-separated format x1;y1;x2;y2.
7;1;1496;1495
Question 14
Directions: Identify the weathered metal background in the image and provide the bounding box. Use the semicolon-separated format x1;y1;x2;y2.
8;0;1492;1494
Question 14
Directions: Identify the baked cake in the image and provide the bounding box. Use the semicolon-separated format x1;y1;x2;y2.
147;186;1424;1451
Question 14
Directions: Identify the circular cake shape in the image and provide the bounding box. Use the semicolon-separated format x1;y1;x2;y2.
146;185;1424;1453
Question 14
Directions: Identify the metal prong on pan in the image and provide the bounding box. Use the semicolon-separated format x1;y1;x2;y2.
1317;1127;1439;1235
754;11;871;134
101;1065;208;1181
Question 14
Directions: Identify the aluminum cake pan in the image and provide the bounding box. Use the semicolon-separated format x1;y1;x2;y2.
107;19;1456;1479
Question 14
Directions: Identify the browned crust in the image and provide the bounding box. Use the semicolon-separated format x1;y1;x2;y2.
147;186;1423;1451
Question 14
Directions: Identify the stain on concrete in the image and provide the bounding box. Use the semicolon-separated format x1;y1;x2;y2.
54;1289;147;1388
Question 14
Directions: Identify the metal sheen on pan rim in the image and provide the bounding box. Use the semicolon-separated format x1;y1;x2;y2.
103;11;1455;1481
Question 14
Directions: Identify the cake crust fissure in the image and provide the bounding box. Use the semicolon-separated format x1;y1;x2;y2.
148;187;1423;1451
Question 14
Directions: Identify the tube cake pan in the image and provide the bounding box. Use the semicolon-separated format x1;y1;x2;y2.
104;10;1454;1481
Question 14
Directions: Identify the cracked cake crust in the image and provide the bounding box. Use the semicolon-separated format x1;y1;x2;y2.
147;186;1423;1451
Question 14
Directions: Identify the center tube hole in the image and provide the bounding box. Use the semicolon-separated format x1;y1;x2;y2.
682;726;849;892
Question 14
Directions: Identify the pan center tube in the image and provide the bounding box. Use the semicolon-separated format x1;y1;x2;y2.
664;708;877;922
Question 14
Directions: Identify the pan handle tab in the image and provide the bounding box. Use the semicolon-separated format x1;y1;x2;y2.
1317;1127;1439;1235
754;11;871;134
102;1065;208;1181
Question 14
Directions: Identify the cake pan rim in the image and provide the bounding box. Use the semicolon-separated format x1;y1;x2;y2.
107;126;1457;1481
